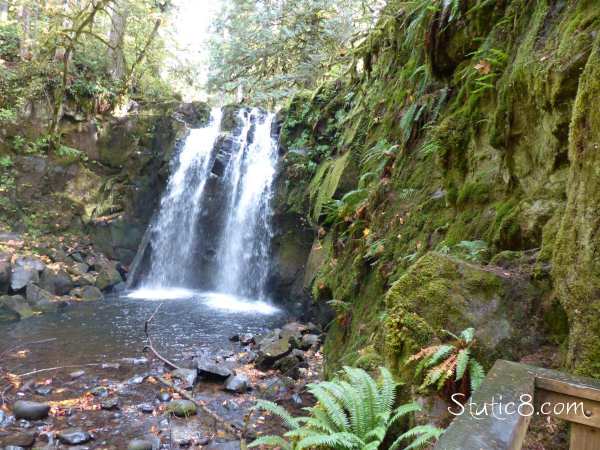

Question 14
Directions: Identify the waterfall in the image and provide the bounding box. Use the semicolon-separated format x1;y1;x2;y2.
129;107;279;303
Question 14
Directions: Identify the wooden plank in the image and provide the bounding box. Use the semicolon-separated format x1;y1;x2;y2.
571;423;600;450
536;377;600;403
535;389;600;428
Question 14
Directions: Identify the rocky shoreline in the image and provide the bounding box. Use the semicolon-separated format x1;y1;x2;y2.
0;321;325;449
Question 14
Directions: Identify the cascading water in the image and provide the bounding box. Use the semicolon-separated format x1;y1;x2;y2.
129;107;279;312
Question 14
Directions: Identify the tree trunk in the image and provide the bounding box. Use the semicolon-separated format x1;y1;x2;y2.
108;5;128;80
19;3;31;59
0;1;9;22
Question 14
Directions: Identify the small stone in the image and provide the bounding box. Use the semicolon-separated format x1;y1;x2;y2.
70;370;85;379
100;397;119;411
224;374;249;393
171;368;197;387
127;375;144;385
90;386;109;398
56;427;91;445
34;385;53;396
292;394;303;404
2;431;36;447
157;391;172;402
239;333;254;345
127;438;153;450
195;354;234;379
299;334;320;350
167;399;197;417
12;400;50;420
229;334;240;342
198;437;210;445
138;403;154;414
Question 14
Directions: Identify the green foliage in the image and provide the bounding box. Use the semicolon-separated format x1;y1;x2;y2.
206;0;376;104
452;240;489;263
407;328;485;393
249;366;444;449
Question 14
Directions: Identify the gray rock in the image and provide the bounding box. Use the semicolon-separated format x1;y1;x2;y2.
224;374;249;393
255;337;292;370
0;409;12;427
0;260;10;293
138;403;154;414
10;266;39;291
0;295;33;319
15;255;45;272
260;378;288;401
39;268;73;295
280;322;305;345
239;333;254;345
26;284;58;312
171;368;197;387
70;252;85;263
206;441;241;449
71;262;89;275
196;355;234;379
157;391;171;402
34;385;53;396
12;400;50;420
95;263;123;291
70;286;103;302
90;386;109;398
0;432;36;447
56;427;91;445
299;334;320;350
167;399;197;417
127;438;153;450
100;397;119;410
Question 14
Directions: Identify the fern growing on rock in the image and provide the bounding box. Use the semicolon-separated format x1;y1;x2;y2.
248;366;444;449
407;327;485;399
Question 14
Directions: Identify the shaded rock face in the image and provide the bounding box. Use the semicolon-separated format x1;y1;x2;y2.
39;268;73;295
12;400;50;420
25;284;59;312
0;295;33;319
10;266;39;291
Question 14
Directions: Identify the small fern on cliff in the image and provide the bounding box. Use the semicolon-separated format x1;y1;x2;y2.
249;366;444;449
407;328;485;397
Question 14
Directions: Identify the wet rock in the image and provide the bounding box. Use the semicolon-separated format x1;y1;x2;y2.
70;252;85;263
198;437;210;445
260;378;288;401
280;322;305;344
15;255;45;272
34;385;53;396
206;441;241;449
292;394;303;404
127;438;154;450
171;368;197;387
196;354;234;379
306;322;322;334
90;386;109;398
126;375;145;385
138;403;154;414
0;409;12;427
56;427;91;445
70;286;103;302
167;399;197;417
0;260;10;293
95;263;123;291
240;333;254;345
100;397;119;411
0;295;33;319
299;334;320;350
70;370;85;380
10;266;39;291
0;431;36;447
157;391;171;402
25;284;58;312
224;374;249;393
239;350;257;364
229;334;240;342
39;268;74;295
273;354;303;378
71;262;90;276
12;401;50;420
255;337;291;370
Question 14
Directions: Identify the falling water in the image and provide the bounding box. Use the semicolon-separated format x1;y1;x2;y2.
129;107;279;306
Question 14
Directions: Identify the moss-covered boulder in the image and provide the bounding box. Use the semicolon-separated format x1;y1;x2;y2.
382;252;550;374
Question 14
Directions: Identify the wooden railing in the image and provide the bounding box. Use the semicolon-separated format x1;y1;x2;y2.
434;360;600;450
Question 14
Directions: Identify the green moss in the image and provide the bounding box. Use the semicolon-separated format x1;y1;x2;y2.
456;182;490;205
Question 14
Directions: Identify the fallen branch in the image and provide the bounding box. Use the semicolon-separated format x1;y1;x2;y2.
143;302;182;371
17;363;103;378
157;375;245;447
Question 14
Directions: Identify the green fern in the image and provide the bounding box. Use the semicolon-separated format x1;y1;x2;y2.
249;366;442;449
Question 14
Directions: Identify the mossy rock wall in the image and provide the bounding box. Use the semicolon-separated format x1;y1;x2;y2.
275;0;600;380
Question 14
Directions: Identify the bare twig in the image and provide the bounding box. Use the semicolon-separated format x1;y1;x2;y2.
143;302;182;371
17;363;103;378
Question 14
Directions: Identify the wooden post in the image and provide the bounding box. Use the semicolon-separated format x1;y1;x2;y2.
571;423;600;450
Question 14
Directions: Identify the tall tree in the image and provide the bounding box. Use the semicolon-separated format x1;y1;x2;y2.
206;0;375;104
108;3;127;79
0;1;8;22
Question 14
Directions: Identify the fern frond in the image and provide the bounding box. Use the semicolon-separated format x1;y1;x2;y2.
460;327;475;343
309;384;349;431
390;401;422;425
455;348;470;381
296;431;364;450
251;399;299;430
247;435;292;449
469;359;485;391
390;424;445;450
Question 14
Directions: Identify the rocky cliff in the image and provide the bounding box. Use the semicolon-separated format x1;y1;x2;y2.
273;0;600;382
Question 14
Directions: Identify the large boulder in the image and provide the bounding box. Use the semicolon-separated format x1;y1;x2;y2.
15;255;45;272
0;260;10;294
0;295;33;319
382;252;549;373
39;268;73;295
70;285;104;302
12;400;50;420
10;266;39;291
95;262;123;291
26;284;59;312
196;354;234;379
